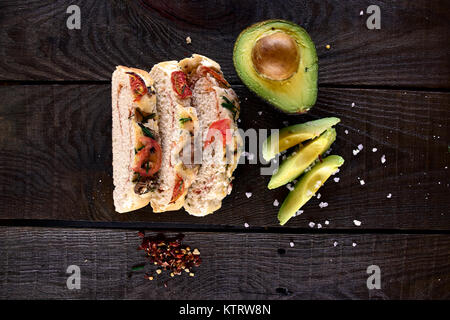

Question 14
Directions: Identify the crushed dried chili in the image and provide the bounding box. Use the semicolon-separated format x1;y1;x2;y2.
137;232;201;279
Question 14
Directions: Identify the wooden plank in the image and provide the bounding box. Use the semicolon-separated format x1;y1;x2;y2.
0;226;448;299
0;84;448;230
0;0;449;87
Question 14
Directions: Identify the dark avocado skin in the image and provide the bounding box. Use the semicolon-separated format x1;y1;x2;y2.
233;20;318;114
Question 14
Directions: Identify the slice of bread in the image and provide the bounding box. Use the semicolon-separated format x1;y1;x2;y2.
149;62;199;212
112;66;160;213
179;54;243;216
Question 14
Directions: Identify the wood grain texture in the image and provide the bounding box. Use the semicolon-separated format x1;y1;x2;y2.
0;227;448;299
0;0;449;87
0;84;448;229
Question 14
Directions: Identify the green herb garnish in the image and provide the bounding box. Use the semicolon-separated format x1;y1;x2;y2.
136;108;156;123
138;123;155;139
131;264;145;271
221;96;237;119
179;117;192;124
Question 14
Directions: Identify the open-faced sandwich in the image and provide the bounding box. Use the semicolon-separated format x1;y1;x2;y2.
112;55;242;215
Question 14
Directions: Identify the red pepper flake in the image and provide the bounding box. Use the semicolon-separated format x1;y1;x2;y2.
318;154;323;163
138;233;201;278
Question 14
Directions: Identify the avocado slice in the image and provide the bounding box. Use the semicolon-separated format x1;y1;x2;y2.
262;117;340;161
268;128;336;189
278;155;344;226
233;20;318;113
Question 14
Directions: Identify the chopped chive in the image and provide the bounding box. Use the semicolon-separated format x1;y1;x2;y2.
138;123;155;139
179;117;192;124
221;96;237;119
132;264;145;271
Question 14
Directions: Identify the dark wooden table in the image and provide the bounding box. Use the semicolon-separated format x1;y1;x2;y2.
0;0;449;299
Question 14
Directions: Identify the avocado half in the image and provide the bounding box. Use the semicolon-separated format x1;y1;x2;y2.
233;20;318;113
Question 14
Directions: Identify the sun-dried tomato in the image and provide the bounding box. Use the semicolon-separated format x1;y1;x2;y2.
133;136;162;177
171;71;192;99
128;72;148;102
170;175;185;203
198;66;230;88
204;118;232;148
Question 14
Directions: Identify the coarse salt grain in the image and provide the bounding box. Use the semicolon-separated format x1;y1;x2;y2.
289;242;295;247
387;193;392;198
351;102;355;107
325;220;330;225
258;111;262;115
317;223;322;229
185;36;192;44
345;130;349;134
294;210;303;217
360;10;364;15
352;242;357;247
319;202;328;208
381;154;386;164
353;220;362;226
309;222;315;228
360;180;365;185
334;177;340;183
244;223;249;228
286;184;294;191
245;192;252;198
372;148;377;152
358;144;363;150
273;199;279;207
316;193;321;199
333;241;338;247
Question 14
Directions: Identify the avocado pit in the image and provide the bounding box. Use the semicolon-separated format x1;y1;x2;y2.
251;32;300;81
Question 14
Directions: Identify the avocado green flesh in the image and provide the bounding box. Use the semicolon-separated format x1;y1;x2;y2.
262;117;340;161
233;20;318;113
268;128;336;189
278;155;345;226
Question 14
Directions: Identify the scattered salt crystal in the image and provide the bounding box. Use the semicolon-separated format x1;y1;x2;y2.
244;223;249;228
309;222;315;228
372;148;378;152
325;220;330;225
360;10;364;15
351;102;355;107
387;193;392;199
353;220;362;226
185;36;192;44
286;184;294;191
381;154;386;164
247;153;255;161
360;180;365;185
273;199;279;207
317;223;322;229
245;192;252;198
316;193;321;199
319;202;328;208
283;121;289;126
333;241;338;247
294;210;303;217
334;177;340;183
258;111;262;115
353;149;360;156
289;241;295;247
237;119;241;123
352;242;357;247
345;130;349;134
357;144;363;150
